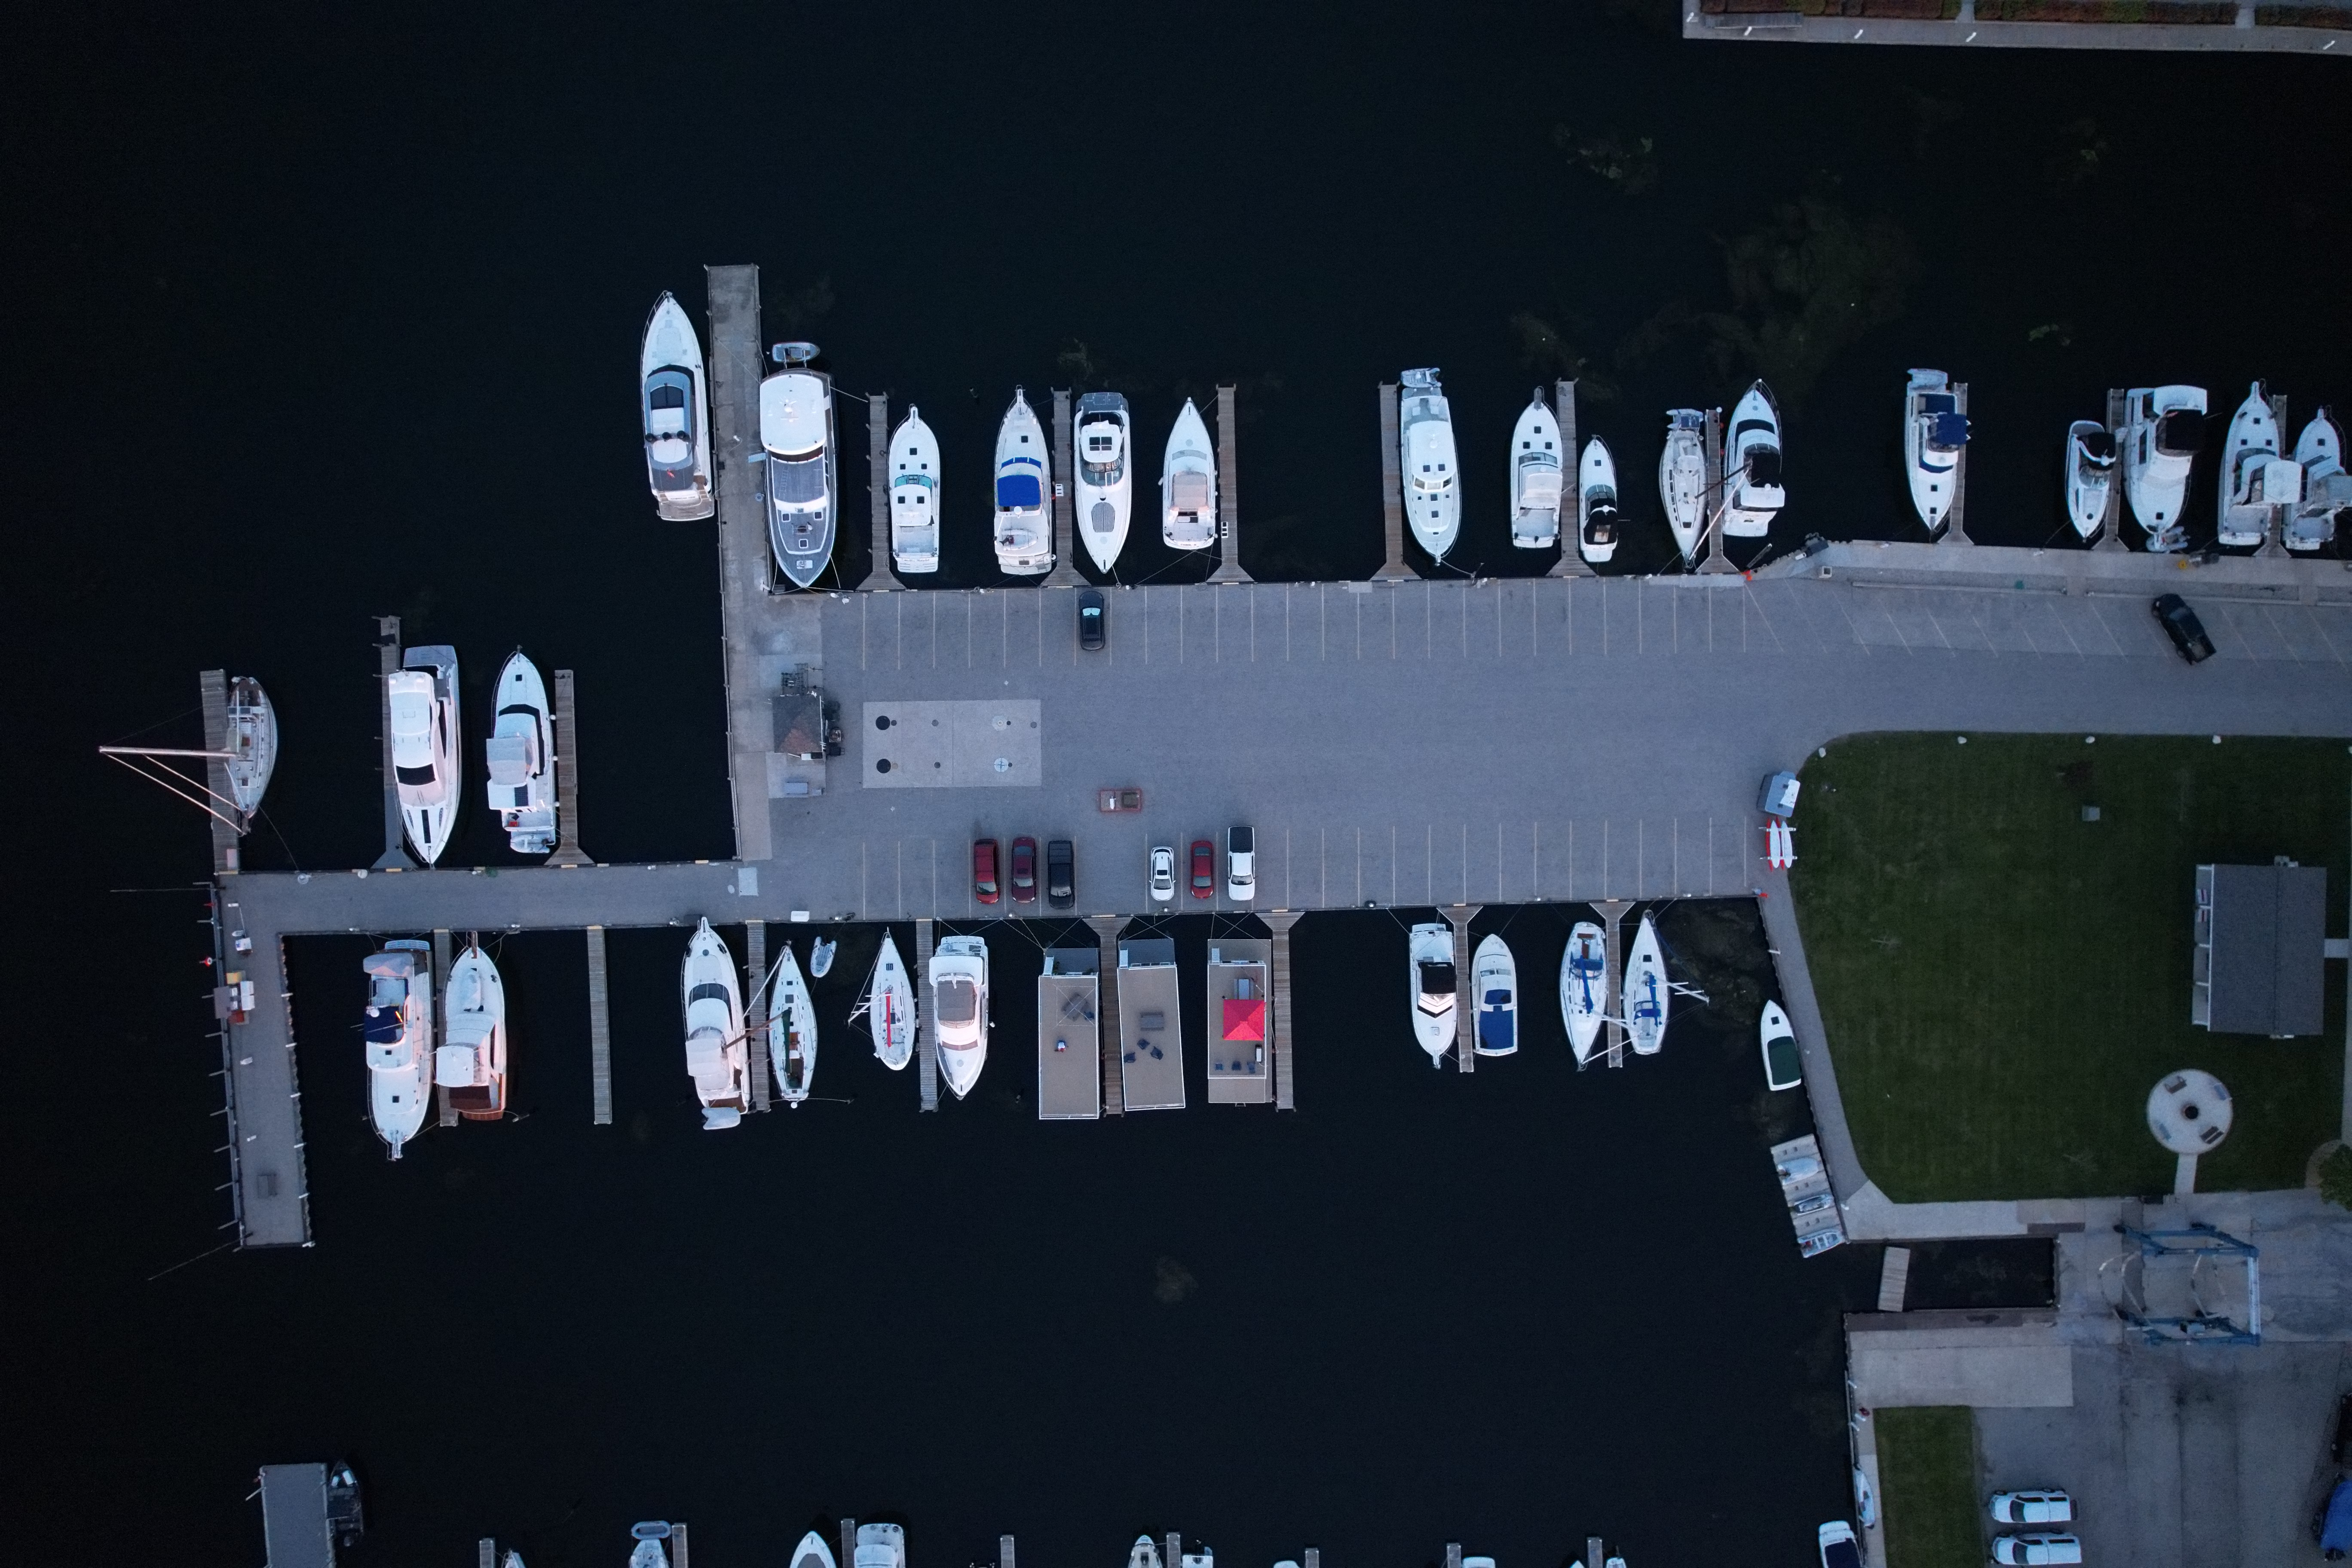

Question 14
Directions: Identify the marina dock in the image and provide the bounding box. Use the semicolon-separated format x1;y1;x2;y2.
1117;936;1185;1111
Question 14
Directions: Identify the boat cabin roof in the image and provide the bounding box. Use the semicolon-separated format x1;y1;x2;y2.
760;372;828;455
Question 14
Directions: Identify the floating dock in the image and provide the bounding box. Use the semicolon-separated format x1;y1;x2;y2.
1037;945;1102;1120
256;1464;334;1568
1117;936;1185;1111
1203;937;1271;1104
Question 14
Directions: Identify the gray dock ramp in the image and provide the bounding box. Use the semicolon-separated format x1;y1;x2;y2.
1038;946;1102;1119
1375;382;1411;579
1087;915;1125;1114
216;885;311;1248
914;917;939;1111
587;924;612;1124
1117;936;1185;1110
706;262;775;862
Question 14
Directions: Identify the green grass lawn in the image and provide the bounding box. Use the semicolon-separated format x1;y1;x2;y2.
1792;735;2348;1201
1876;1407;1981;1568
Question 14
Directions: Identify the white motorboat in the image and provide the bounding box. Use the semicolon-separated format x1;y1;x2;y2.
223;675;277;820
888;405;942;575
1904;369;1969;536
1759;998;1800;1092
789;1530;836;1568
760;344;837;589
1721;380;1786;538
1161;397;1219;551
930;934;988;1097
1472;933;1518;1057
809;935;835;978
2217;381;2297;549
437;941;508;1120
640;292;714;521
361;939;432;1159
1408;921;1457;1065
1508;390;1565;549
1658;408;1707;566
2290;408;2348;553
994;389;1054;574
2119;384;2205;551
854;1524;906;1568
768;942;817;1107
487;649;556;856
857;931;917;1070
1399;368;1461;559
1129;1537;1164;1568
630;1524;674;1568
1577;437;1622;564
2064;420;2117;541
680;918;748;1130
1560;920;1607;1066
1075;391;1134;572
1623;914;1668;1057
389;644;459;865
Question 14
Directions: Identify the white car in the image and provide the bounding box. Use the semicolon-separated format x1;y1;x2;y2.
1148;845;1176;902
1816;1522;1860;1568
1991;1535;2081;1566
1990;1491;2073;1525
1226;825;1256;903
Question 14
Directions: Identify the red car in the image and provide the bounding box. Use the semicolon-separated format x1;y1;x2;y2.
973;838;1001;904
1009;836;1038;904
1189;839;1214;898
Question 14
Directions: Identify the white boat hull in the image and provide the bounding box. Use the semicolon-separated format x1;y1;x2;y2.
1658;410;1707;566
2064;420;2115;542
1577;438;1620;564
1509;393;1565;549
487;650;556;856
1400;370;1461;559
1408;921;1457;1064
1075;393;1134;572
865;932;917;1070
641;292;714;521
888;407;942;574
681;919;748;1129
2120;384;2206;552
1722;382;1785;538
2290;409;2348;553
1559;922;1606;1066
224;675;277;819
437;943;508;1118
1161;398;1219;551
2216;381;2288;550
1472;932;1518;1057
931;935;989;1098
769;945;818;1106
994;390;1054;574
762;366;838;588
362;942;433;1158
1623;915;1669;1057
1759;998;1800;1092
1904;369;1967;535
391;646;460;866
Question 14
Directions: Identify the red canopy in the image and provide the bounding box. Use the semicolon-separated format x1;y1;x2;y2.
1222;998;1266;1041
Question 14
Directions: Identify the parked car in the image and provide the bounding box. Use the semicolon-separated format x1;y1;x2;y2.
1226;825;1256;902
1992;1536;2081;1566
972;838;1000;904
1189;839;1215;898
1816;1522;1860;1568
1148;845;1176;902
1046;839;1074;910
1009;836;1037;904
1078;589;1106;651
1990;1491;2073;1525
2152;591;2215;663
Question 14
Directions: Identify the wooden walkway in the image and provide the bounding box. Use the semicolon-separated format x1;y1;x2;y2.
1087;915;1125;1115
199;668;240;873
1697;404;1737;574
1209;384;1250;584
1265;910;1300;1110
744;918;770;1112
1597;898;1633;1067
858;392;890;590
433;927;455;1127
914;917;939;1111
587;924;612;1124
1547;379;1591;578
1375;382;1412;580
1045;389;1087;587
1446;905;1477;1071
2099;388;2130;552
705;262;773;863
371;615;411;869
1939;382;1974;546
548;667;592;866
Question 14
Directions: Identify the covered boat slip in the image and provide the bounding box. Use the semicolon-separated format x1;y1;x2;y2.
1036;946;1102;1121
1205;939;1271;1104
1118;937;1185;1111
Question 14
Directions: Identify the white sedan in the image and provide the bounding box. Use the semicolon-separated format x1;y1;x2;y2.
1148;845;1176;902
1989;1491;2073;1525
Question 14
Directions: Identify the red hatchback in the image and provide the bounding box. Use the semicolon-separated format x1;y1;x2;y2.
973;838;1001;904
1009;836;1038;904
1189;839;1214;898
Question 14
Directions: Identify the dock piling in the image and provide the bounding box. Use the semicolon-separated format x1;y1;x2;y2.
548;668;593;867
1265;909;1301;1110
1597;899;1634;1067
1375;383;1412;580
1209;384;1250;584
587;924;612;1124
433;929;455;1127
2099;389;2129;551
1087;914;1127;1115
1046;390;1087;587
915;917;939;1111
199;669;241;872
860;392;891;590
371;616;413;870
1548;379;1591;577
1445;905;1479;1071
745;919;771;1112
1940;383;1974;545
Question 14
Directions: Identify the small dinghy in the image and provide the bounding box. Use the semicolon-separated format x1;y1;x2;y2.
854;1524;906;1568
768;942;818;1107
888;405;941;574
437;941;508;1119
640;292;714;521
2217;381;2295;549
1472;933;1518;1057
760;343;837;588
1161;397;1219;551
1559;921;1607;1066
1075;391;1134;572
1400;368;1461;560
1508;390;1565;549
487;650;556;856
790;1529;837;1568
2120;384;2205;552
2290;407;2348;553
1408;921;1458;1065
630;1524;674;1568
361;939;432;1159
1722;380;1785;538
994;388;1054;573
1623;914;1669;1057
808;935;835;978
2064;420;2116;541
680;918;748;1130
1658;408;1708;566
1759;998;1801;1091
1904;369;1969;536
856;930;917;1070
1577;437;1621;565
389;645;459;866
223;676;277;821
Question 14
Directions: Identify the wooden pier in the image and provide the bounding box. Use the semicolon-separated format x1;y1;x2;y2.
371;616;411;870
1087;914;1126;1115
1375;382;1412;580
199;668;240;873
1697;405;1737;574
2257;389;2292;559
432;927;455;1127
586;923;613;1124
548;668;593;867
214;884;312;1247
1045;389;1087;587
705;262;774;864
1209;383;1250;584
1939;382;1974;546
1597;898;1634;1067
1445;904;1478;1071
1265;910;1300;1110
1547;379;1592;578
858;391;890;590
744;918;771;1112
2099;388;2130;552
914;917;939;1111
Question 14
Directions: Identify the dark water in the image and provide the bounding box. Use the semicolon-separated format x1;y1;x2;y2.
13;6;2349;1563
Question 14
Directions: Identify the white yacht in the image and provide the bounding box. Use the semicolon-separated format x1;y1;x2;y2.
995;389;1054;574
1408;921;1457;1065
2290;408;2348;553
789;1531;836;1568
1721;380;1786;538
1472;933;1518;1057
1075;391;1134;572
437;941;508;1120
1624;914;1669;1057
361;939;432;1159
1904;369;1969;536
2217;381;2296;549
858;930;917;1070
760;344;836;589
1560;920;1606;1066
2119;384;2206;551
487;650;555;856
389;645;459;865
1399;368;1461;559
1759;998;1801;1092
1161;397;1219;551
854;1524;906;1568
768;941;817;1107
224;675;277;820
1658;408;1707;566
2064;420;2117;541
1508;390;1565;549
680;918;748;1130
1577;437;1622;564
931;934;989;1098
888;405;942;574
640;292;713;521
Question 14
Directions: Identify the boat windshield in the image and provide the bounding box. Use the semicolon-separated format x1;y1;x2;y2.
772;454;827;503
936;978;978;1023
1418;961;1456;997
648;383;686;411
2154;411;2203;456
687;982;732;1007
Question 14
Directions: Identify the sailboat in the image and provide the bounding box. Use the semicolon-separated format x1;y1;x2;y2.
768;942;818;1106
487;650;556;856
362;939;432;1159
1623;914;1669;1057
1904;369;1969;536
930;934;989;1098
1075;391;1134;572
1577;438;1621;564
995;389;1054;574
854;1525;906;1568
1721;380;1786;538
2119;384;2205;552
888;405;942;574
1408;922;1457;1064
680;918;748;1130
1659;408;1707;566
217;675;279;823
640;292;714;521
1759;998;1801;1092
2064;420;2116;542
2217;381;2294;550
1161;397;1219;551
436;941;508;1119
1559;921;1607;1066
1508;391;1565;549
1472;933;1518;1057
761;343;837;588
1400;368;1461;559
2290;408;2348;553
856;931;918;1070
389;645;459;865
789;1531;837;1568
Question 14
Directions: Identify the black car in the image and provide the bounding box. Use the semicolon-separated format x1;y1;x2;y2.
1078;589;1106;651
1045;839;1075;909
2152;592;2215;663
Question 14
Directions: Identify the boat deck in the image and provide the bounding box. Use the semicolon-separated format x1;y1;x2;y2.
1204;938;1271;1104
1037;947;1102;1121
1116;938;1185;1112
